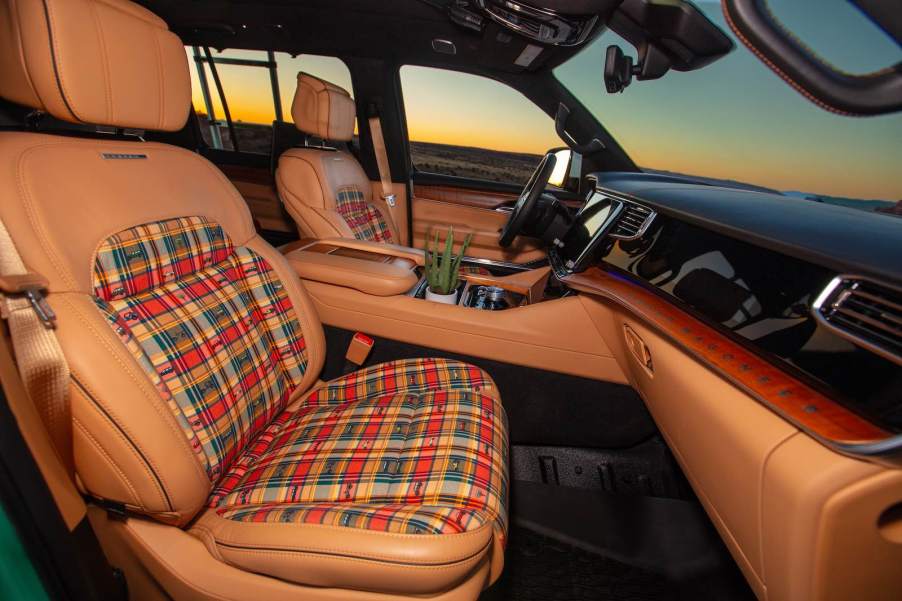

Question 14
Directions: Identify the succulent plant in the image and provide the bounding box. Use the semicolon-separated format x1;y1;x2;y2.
424;227;474;296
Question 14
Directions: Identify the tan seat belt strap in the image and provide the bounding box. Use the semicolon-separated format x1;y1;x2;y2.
368;113;404;242
0;216;73;476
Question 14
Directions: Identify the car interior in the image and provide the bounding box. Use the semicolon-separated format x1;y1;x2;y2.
0;0;899;600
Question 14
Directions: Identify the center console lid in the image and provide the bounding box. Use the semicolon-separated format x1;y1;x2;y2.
283;238;420;297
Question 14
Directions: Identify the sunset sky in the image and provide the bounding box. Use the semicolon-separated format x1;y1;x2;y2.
188;0;900;202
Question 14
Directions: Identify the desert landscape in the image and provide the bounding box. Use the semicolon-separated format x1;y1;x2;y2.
197;115;899;218
409;141;541;185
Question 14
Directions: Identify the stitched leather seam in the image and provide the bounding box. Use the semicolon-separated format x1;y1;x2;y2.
277;153;331;212
214;537;491;568
721;3;855;117
248;239;324;395
73;374;172;510
125;522;238;601
16;143;81;290
73;416;141;506
208;511;494;543
61;293;211;489
9;0;42;107
87;0;113;123
152;27;164;130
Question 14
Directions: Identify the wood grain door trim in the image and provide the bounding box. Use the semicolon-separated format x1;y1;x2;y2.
413;184;519;210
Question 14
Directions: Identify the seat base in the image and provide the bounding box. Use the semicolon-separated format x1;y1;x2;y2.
88;507;498;601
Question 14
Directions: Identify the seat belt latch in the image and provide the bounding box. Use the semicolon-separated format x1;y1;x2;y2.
344;332;374;374
93;497;128;521
383;193;396;207
0;273;57;329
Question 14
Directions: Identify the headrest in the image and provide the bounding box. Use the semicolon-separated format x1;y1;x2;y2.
291;73;355;141
0;0;190;131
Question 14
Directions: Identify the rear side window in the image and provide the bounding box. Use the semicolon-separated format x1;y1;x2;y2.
187;48;353;154
400;65;560;185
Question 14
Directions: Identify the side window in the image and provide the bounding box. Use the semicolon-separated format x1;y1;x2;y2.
187;48;276;154
400;66;560;185
186;48;354;154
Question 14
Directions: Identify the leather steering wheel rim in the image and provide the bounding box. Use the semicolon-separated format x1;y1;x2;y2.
498;152;557;248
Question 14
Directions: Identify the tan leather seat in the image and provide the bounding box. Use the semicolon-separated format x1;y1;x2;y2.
0;1;508;599
275;74;491;276
276;74;401;244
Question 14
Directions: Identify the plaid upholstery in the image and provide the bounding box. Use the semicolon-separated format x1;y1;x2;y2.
208;358;509;537
94;216;233;302
93;218;308;478
335;186;394;243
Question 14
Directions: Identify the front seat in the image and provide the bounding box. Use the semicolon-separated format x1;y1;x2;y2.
276;73;400;244
0;1;509;600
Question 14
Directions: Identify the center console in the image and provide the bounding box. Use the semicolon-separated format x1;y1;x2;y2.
278;236;627;383
284;237;548;309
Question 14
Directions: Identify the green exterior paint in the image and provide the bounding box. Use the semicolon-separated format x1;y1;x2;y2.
0;504;50;601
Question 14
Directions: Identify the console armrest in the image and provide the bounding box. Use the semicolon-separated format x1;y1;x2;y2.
284;249;418;297
283;237;425;266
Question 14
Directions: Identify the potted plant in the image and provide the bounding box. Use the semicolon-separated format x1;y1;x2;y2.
424;227;473;304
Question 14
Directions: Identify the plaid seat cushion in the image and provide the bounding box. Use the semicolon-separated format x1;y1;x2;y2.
207;358;509;538
335;186;394;243
92;217;309;479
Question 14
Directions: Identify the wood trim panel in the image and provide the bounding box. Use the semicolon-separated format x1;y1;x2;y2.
413;183;583;211
413;184;518;210
563;267;890;446
285;240;416;270
219;163;274;186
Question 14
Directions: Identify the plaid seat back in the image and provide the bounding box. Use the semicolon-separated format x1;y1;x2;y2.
208;359;509;536
92;216;309;480
335;187;394;243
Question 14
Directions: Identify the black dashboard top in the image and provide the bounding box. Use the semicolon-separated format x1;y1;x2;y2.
592;172;902;284
552;172;901;439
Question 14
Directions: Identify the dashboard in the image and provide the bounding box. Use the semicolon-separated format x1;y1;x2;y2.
550;173;902;462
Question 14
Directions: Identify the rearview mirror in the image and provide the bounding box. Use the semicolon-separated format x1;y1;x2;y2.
604;45;634;93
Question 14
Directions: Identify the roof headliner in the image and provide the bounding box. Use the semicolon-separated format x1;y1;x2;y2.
136;0;611;74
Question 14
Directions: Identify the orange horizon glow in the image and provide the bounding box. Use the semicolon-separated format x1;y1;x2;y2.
187;43;900;202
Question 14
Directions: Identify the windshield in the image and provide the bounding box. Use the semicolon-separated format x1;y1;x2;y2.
554;0;902;218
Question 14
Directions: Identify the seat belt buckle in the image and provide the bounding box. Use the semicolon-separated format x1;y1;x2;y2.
0;273;56;329
383;193;396;208
344;332;374;374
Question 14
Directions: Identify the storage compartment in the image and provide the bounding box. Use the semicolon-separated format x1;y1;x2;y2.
284;247;419;296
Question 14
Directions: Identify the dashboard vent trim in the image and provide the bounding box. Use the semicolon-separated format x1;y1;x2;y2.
609;201;656;240
812;276;902;366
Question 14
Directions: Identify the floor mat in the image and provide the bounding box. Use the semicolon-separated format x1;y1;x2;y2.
481;525;674;601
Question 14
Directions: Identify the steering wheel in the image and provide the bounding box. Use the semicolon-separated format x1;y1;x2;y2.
498;152;557;247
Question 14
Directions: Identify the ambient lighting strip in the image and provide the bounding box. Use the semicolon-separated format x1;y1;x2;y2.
563;267;901;464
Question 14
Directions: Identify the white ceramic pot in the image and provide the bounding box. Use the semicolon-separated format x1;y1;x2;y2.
425;287;458;305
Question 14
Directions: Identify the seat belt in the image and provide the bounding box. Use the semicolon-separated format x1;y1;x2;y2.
367;111;405;244
0;216;73;476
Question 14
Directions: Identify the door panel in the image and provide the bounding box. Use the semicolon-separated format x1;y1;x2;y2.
412;183;547;264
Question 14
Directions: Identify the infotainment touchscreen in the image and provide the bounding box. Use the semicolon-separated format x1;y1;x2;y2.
556;192;620;269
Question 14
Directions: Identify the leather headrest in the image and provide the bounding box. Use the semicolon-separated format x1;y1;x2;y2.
291;73;355;141
0;0;190;131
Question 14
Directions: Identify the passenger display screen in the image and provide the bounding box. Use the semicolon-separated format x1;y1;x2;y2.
557;193;617;267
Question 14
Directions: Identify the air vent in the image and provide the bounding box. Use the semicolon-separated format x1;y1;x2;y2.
813;276;902;365
609;202;655;240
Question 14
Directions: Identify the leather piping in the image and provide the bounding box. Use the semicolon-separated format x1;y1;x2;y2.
213;537;492;568
72;374;173;511
40;0;81;122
